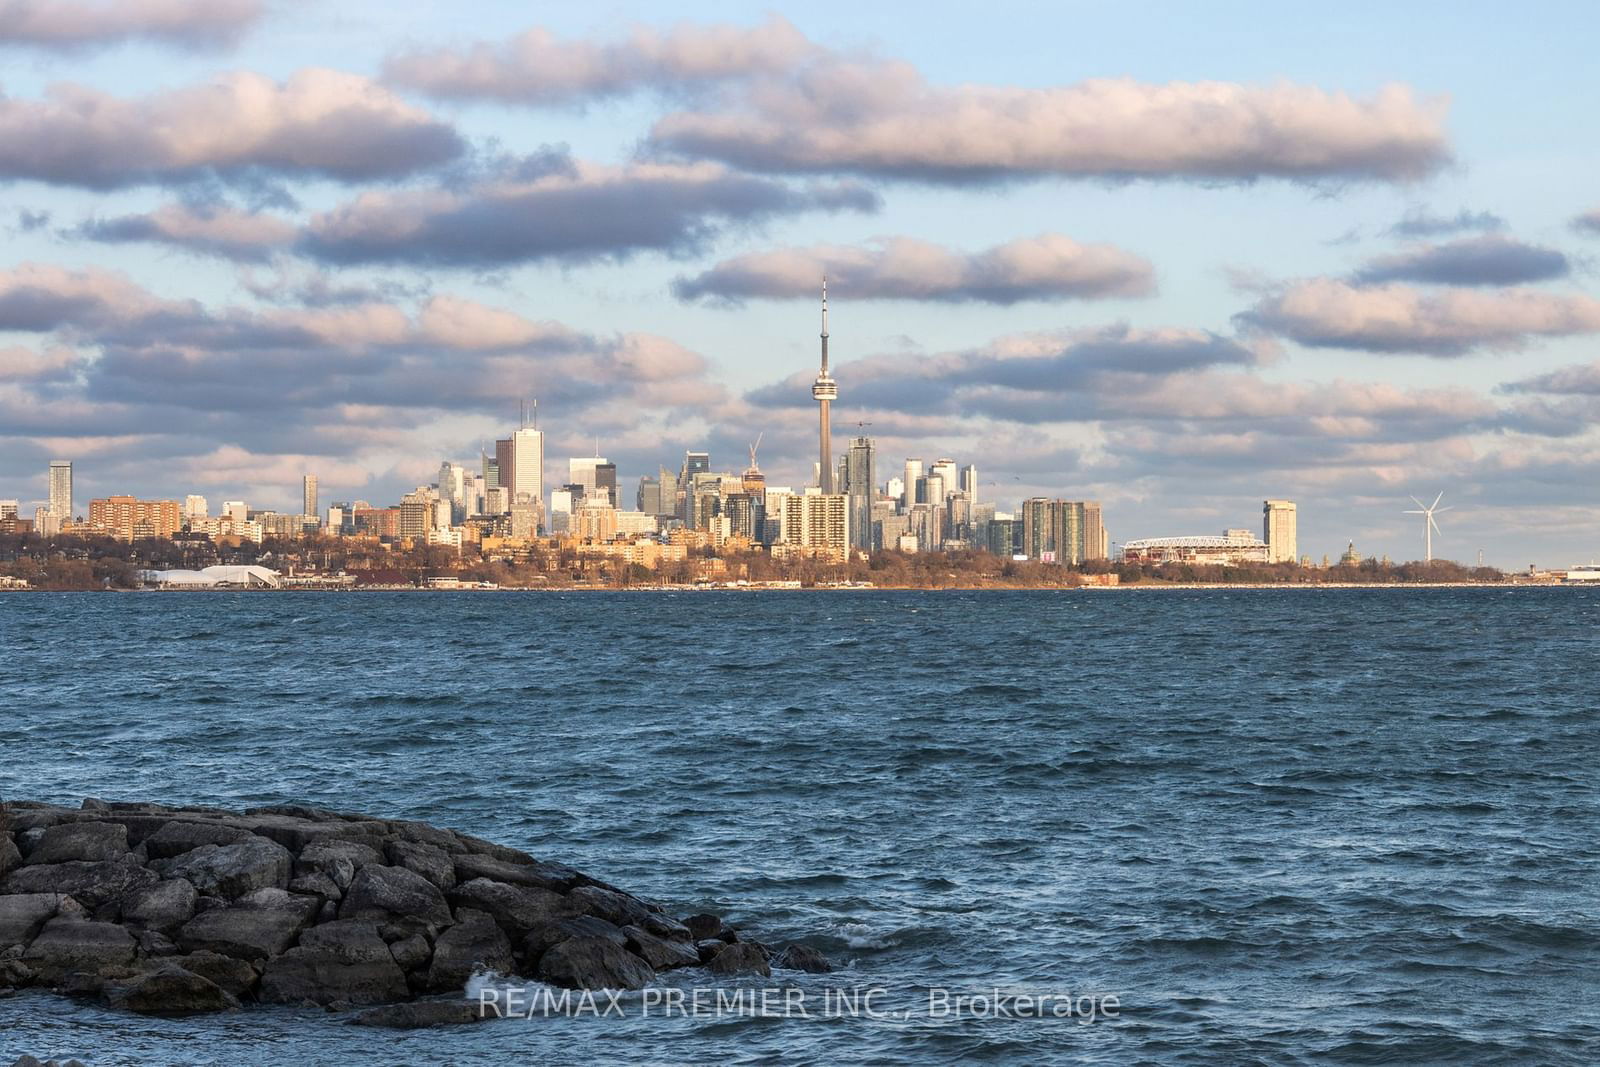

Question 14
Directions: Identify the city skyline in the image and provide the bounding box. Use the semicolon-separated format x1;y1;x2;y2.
1;3;1599;566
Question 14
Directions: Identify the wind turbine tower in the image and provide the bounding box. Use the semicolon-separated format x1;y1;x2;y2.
1404;491;1451;562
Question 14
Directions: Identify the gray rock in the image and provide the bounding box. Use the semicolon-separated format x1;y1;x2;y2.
450;878;577;936
1;858;157;911
683;913;731;941
231;814;389;854
158;838;293;899
773;944;834;973
707;942;770;977
79;798;109;812
1;835;22;878
171;951;258;998
0;957;36;988
569;885;651;928
288;872;343;901
695;939;724;964
22;918;137;984
537;935;654;991
388;932;431;974
141;820;251;860
135;930;178;957
121;879;198;932
105;963;239;1016
452;853;579;893
298;841;381;889
638;912;692;940
24;822;128;865
259;920;409;1007
425;909;512;992
387;841;455;891
340;865;451;926
623;925;701;970
392;821;466;853
176;894;319;960
521;915;627;963
349;999;489;1028
0;894;60;950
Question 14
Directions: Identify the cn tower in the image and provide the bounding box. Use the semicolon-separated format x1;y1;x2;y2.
812;277;838;492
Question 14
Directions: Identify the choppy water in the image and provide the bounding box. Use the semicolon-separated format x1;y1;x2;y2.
1;589;1597;1065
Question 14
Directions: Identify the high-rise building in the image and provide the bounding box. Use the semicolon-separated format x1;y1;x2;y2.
398;489;435;540
844;437;875;552
679;451;710;484
1021;499;1107;564
48;460;72;522
1263;499;1298;563
637;475;663;516
482;450;499;489
302;474;318;520
569;457;605;495
960;465;979;504
903;459;922;510
0;500;17;520
223;500;248;524
88;496;182;541
779;491;849;560
930;459;958;500
183;495;208;523
812;280;838;492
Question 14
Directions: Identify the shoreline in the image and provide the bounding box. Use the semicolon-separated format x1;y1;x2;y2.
5;581;1581;593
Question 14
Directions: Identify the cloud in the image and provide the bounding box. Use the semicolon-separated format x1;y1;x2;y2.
0;69;463;189
384;15;813;104
1240;278;1600;355
0;263;188;332
673;233;1154;304
0;344;80;383
76;202;296;261
302;156;879;267
1352;235;1569;286
1500;361;1600;396
1573;208;1600;236
650;69;1450;184
0;0;262;51
1386;207;1505;238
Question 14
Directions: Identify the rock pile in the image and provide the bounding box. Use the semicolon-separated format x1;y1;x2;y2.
0;799;832;1021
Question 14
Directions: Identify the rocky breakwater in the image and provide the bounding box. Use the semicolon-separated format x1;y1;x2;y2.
0;799;832;1025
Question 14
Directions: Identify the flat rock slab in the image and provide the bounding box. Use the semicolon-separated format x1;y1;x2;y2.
340;865;451;926
157;838;292;899
23;919;137;983
24;823;129;865
106;963;239;1016
259;920;408;1006
536;935;655;991
177;896;319;960
2;859;157;911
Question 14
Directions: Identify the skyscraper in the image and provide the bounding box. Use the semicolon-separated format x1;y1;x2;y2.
960;465;979;504
1021;499;1106;563
903;459;923;510
509;427;543;507
302;474;318;520
1263;499;1298;563
844;437;875;552
48;460;72;522
812;279;838;492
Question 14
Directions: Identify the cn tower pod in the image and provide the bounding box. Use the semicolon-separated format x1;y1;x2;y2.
812;373;838;401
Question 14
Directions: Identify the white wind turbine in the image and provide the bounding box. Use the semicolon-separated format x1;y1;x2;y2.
1404;491;1451;562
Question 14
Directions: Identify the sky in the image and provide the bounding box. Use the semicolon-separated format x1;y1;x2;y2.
2;0;1599;567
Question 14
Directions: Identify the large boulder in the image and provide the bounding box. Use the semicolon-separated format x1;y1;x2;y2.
176;894;319;960
1;858;157;911
387;842;455;891
121;879;198;933
0;835;20;878
24;823;129;865
450;879;577;937
0;894;60;951
22;918;137;984
297;841;382;888
142;821;251;860
452;854;579;893
622;925;700;970
259;920;408;1007
772;944;834;973
707;942;770;977
105;963;238;1016
424;909;512;992
569;886;651;928
340;866;451;926
157;838;292;899
170;951;258;998
520;915;627;964
536;935;654;991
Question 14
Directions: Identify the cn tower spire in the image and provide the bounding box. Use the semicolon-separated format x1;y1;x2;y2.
811;275;838;493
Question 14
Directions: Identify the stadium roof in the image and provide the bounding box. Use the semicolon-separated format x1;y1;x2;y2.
1122;535;1267;550
139;565;281;588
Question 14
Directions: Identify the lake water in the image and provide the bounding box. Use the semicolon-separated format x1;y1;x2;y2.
1;589;1596;1065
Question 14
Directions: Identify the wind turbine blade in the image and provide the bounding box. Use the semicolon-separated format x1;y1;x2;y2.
1410;495;1426;509
1433;506;1453;515
1431;491;1445;509
1430;516;1442;536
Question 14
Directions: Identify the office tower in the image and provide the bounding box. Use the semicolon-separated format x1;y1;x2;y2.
569;457;605;494
494;438;514;495
550;487;576;533
508;426;544;526
437;463;468;521
930;459;958;500
1263;499;1298;563
637;475;662;516
485;486;510;515
482;449;499;489
327;504;348;534
48;460;72;522
723;492;760;540
302;474;318;520
960;465;979;504
594;462;617;507
183;495;208;523
223;500;248;524
812;279;838;492
679;451;710;484
845;436;875;552
903;459;922;510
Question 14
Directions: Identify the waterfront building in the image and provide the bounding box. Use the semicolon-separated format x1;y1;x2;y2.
844;436;875;552
776;491;849;561
87;496;182;541
1263;499;1298;563
48;460;72;522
